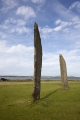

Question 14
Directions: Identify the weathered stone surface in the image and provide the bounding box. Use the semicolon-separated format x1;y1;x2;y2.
59;54;68;89
32;22;42;101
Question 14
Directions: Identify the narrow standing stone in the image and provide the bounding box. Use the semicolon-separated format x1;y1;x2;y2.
32;22;42;101
59;54;68;89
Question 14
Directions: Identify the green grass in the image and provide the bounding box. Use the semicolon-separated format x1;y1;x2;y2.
0;81;80;120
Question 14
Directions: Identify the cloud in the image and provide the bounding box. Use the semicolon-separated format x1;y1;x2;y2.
69;1;78;9
10;27;31;34
72;41;80;50
42;46;80;76
0;18;32;35
69;1;80;13
54;17;80;32
55;19;61;25
42;52;60;75
31;0;45;4
1;0;18;12
51;0;76;21
40;19;73;36
39;17;80;45
57;49;80;76
16;6;36;19
40;26;54;34
0;32;6;39
0;40;80;76
71;16;80;29
22;0;29;2
4;18;26;26
0;40;34;75
54;19;68;31
40;20;69;33
54;26;62;31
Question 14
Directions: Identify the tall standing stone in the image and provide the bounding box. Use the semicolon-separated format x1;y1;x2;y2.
59;54;68;89
32;22;42;102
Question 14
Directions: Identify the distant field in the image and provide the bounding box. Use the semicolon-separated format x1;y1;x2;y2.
0;81;80;120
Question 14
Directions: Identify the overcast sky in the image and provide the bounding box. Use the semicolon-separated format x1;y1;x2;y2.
0;0;80;76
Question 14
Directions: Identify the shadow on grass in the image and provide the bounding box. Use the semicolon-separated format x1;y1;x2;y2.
41;88;60;100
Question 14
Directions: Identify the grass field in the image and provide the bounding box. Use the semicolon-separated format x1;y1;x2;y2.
0;81;80;120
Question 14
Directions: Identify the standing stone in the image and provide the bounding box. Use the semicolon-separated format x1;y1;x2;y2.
59;54;68;89
32;22;42;102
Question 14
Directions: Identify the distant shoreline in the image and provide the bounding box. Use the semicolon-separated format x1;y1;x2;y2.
0;75;79;77
0;76;80;81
